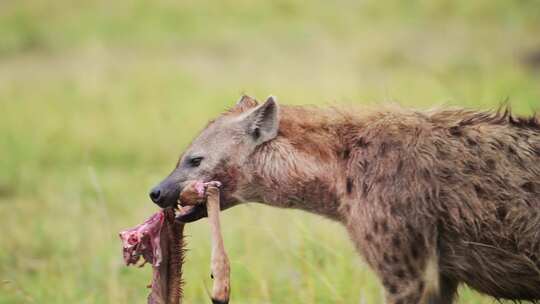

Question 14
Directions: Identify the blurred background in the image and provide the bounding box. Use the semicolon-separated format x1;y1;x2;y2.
1;1;540;303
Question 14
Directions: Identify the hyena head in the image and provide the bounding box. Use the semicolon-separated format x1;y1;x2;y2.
149;95;279;222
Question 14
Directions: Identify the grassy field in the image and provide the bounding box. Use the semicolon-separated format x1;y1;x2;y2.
1;1;540;303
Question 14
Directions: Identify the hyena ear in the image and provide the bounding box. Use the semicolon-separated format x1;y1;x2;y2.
242;96;280;144
233;95;259;112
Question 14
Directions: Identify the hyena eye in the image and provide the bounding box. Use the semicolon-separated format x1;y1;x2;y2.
188;157;203;167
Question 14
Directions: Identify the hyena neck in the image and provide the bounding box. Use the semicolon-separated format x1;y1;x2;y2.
245;105;356;222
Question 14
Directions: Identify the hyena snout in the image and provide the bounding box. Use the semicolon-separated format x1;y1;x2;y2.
149;187;161;203
149;178;182;208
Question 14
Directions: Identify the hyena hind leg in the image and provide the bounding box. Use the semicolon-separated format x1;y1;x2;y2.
377;241;458;304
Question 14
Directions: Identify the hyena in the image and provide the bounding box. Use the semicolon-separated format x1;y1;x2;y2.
149;95;540;303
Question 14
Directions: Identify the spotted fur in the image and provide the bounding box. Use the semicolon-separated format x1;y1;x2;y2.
157;96;540;303
238;101;540;303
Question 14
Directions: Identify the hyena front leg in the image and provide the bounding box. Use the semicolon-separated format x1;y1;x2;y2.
348;217;458;304
378;257;458;304
424;275;458;304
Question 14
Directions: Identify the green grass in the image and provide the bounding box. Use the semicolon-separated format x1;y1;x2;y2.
1;0;540;303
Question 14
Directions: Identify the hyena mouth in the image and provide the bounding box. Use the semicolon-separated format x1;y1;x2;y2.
175;205;208;223
174;180;222;223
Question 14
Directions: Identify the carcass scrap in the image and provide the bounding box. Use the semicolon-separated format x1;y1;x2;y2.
119;181;230;304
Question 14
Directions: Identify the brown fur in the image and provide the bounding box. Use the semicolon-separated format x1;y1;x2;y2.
231;103;540;303
156;97;540;303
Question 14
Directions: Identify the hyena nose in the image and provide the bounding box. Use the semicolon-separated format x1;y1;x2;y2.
149;187;162;203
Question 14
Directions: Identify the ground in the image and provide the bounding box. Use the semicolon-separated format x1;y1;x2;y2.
1;1;540;303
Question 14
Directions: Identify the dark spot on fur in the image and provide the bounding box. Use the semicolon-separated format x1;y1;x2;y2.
361;181;371;196
494;139;505;149
405;260;417;278
395;269;406;279
486;159;496;170
392;235;401;248
356;137;370;148
381;220;389;233
346;177;353;194
379;142;388;156
342;148;350;159
391;255;400;263
522;182;536;193
496;205;507;221
384;280;398;294
449;126;462;136
421;168;431;179
359;159;369;172
464;161;478;173
395;300;403;304
411;244;420;260
396;160;403;173
390;204;398;216
508;145;517;155
457;208;465;221
365;233;373;242
406;223;415;235
383;253;391;264
466;137;478;146
418;281;425;293
439;168;454;181
534;146;540;157
373;221;380;234
474;184;486;197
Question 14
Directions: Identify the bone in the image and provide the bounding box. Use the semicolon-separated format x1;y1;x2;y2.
179;181;231;303
205;186;231;304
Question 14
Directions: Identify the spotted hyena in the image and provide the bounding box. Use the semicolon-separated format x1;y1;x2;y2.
149;95;540;303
